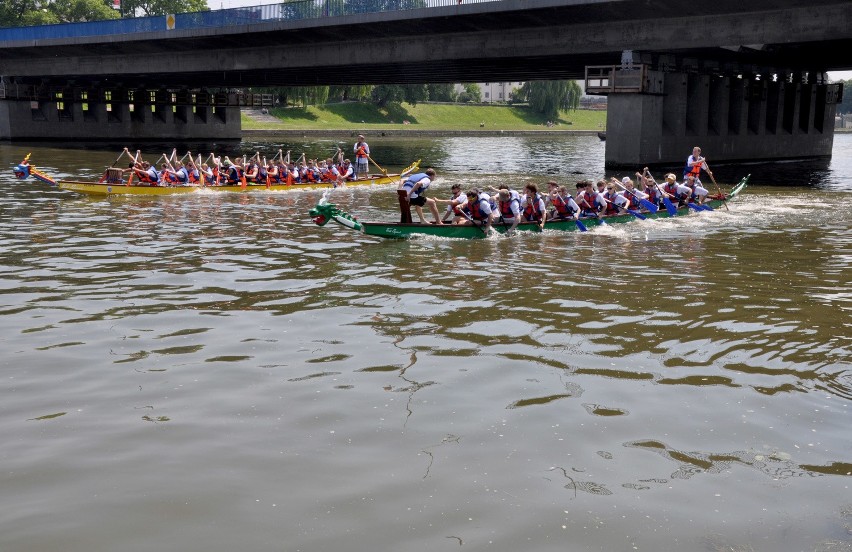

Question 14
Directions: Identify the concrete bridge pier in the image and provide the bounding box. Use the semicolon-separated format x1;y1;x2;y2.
0;80;242;142
589;66;843;170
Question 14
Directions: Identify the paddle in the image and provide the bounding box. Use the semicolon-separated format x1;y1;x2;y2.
125;150;140;186
195;154;206;187
607;182;648;219
460;209;489;237
161;153;178;186
617;179;658;213
263;156;271;189
366;154;388;180
240;155;248;189
575;192;607;227
99;148;129;183
496;214;513;235
704;162;728;210
649;177;678;216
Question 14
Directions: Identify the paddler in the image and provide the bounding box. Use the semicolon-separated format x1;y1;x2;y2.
435;183;468;224
684;146;713;183
519;183;547;231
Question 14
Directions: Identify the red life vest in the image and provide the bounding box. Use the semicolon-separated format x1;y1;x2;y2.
355;145;367;159
583;191;600;212
499;197;519;218
644;186;658;204
136;169;152;183
664;182;682;198
603;192;620;215
523;196;544;221
467;198;489;221
688;160;702;177
552;194;576;217
160;170;177;184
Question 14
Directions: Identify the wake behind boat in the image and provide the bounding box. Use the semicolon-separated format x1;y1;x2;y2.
310;176;749;239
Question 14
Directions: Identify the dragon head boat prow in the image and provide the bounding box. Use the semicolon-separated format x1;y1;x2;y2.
12;153;58;186
309;199;363;231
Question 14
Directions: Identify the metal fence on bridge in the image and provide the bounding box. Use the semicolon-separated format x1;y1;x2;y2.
0;0;496;42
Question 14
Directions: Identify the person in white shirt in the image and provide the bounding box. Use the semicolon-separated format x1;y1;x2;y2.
520;183;547;230
547;180;581;221
684;174;709;204
684;146;713;182
353;135;370;179
662;173;693;205
493;185;522;232
463;188;493;231
436;183;468;224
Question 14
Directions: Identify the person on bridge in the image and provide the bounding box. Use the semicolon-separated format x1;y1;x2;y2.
353;135;370;179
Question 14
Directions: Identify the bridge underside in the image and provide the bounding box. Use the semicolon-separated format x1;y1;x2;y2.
1;0;851;88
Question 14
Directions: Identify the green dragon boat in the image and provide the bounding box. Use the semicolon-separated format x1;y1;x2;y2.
310;175;749;239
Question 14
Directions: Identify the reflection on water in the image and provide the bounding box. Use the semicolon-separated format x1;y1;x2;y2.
0;135;850;552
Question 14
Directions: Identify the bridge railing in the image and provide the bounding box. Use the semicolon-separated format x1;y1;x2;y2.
0;0;497;42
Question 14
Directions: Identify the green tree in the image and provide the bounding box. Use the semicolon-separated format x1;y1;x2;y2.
278;0;321;19
2;0;120;25
1;0;205;23
371;84;427;107
1;0;37;26
519;80;582;120
329;85;373;103
119;0;207;17
457;83;481;103
52;0;119;22
427;83;456;102
344;0;426;14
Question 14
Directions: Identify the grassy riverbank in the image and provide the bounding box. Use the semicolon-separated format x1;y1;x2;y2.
241;102;607;132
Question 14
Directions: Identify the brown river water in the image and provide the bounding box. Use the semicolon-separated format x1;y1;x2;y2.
1;135;850;552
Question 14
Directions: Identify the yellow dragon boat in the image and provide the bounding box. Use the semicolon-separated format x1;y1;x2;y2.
57;160;420;196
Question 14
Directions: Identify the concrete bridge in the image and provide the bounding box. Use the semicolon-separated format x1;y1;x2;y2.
1;0;849;167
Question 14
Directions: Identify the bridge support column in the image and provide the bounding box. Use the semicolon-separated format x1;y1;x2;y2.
0;83;241;142
595;67;842;169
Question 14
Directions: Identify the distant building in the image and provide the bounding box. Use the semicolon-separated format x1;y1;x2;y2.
455;82;522;103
